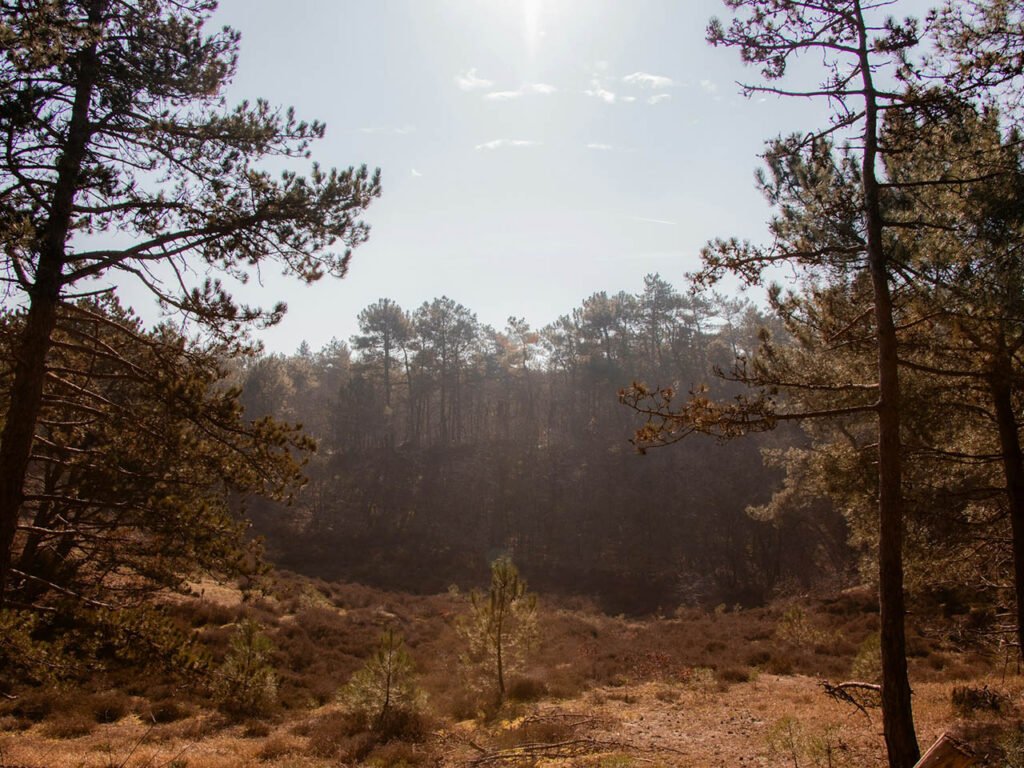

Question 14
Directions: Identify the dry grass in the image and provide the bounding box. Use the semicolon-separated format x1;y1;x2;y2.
8;674;1016;767
2;574;1021;767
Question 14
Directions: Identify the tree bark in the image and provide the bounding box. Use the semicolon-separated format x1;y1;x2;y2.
0;0;105;604
855;2;919;765
989;342;1024;658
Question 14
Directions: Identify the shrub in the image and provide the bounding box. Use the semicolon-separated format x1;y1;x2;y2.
257;735;298;761
0;715;30;732
765;653;794;675
682;666;717;695
495;715;575;749
747;649;772;667
952;684;1005;716
42;712;96;739
7;687;62;722
243;720;272;738
507;675;548;702
210;620;278;718
776;605;829;647
766;717;850;768
341;629;425;734
717;666;753;684
364;739;429;767
850;633;881;683
305;711;366;758
457;557;538;704
90;690;131;723
142;699;190;724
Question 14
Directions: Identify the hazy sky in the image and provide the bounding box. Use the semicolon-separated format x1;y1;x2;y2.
176;0;930;354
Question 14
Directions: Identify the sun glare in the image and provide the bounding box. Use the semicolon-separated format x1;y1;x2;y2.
524;0;542;57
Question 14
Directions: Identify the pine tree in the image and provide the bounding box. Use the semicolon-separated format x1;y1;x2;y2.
0;0;380;601
624;3;930;764
342;629;423;731
211;620;278;718
2;296;310;614
458;557;537;704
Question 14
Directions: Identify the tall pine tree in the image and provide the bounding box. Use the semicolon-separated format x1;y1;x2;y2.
0;0;380;600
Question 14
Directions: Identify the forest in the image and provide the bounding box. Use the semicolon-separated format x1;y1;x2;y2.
3;0;1024;767
236;284;812;613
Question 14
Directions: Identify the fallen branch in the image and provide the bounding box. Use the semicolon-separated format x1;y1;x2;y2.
518;711;599;729
467;737;635;766
819;679;882;720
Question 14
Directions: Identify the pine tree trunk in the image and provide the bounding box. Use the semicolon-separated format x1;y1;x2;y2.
0;297;61;603
990;346;1024;659
855;2;919;765
0;0;104;604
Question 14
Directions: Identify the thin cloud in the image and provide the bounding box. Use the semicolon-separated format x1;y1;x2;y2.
475;139;541;150
456;68;494;91
485;90;522;101
700;79;719;94
586;143;614;151
584;79;616;103
484;82;557;101
525;82;556;95
411;168;423;177
623;72;674;89
648;93;671;105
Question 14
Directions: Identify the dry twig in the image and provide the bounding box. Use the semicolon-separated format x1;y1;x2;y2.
466;737;637;765
819;679;882;721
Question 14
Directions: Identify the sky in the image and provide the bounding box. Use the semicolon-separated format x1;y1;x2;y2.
160;0;933;354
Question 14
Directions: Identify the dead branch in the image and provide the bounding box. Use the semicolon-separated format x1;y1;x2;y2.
820;679;882;720
466;737;636;766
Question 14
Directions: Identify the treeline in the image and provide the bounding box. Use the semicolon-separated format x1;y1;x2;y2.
239;277;850;612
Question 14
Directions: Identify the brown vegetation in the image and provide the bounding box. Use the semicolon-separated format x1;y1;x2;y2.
0;572;1021;767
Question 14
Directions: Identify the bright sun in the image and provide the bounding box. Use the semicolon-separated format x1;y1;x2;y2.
524;0;542;56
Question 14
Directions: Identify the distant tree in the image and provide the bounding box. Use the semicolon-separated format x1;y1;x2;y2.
494;317;542;438
458;557;537;704
0;0;380;602
239;354;297;421
577;291;635;373
414;297;478;445
636;273;685;377
352;299;412;412
236;278;810;611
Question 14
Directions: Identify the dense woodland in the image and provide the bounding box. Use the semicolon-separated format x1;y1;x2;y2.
236;283;831;612
4;1;1024;767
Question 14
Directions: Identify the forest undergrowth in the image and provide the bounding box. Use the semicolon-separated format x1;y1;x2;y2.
0;570;1020;768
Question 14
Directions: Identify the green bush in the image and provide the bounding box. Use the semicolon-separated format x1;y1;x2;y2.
341;629;425;737
457;557;538;704
211;620;278;717
850;633;881;683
